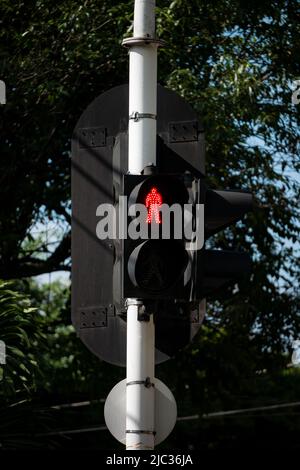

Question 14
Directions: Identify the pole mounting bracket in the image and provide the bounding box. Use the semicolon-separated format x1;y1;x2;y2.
126;430;156;435
127;377;155;388
122;36;165;48
129;111;157;122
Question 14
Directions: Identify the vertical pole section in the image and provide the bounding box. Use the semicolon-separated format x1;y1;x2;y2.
127;0;157;173
126;302;155;450
124;0;158;451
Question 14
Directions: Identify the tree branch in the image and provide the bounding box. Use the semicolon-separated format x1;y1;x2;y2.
0;232;71;279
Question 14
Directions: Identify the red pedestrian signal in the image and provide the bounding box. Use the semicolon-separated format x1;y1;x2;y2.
146;187;162;224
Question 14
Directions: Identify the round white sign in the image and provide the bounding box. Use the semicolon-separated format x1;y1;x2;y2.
104;378;177;445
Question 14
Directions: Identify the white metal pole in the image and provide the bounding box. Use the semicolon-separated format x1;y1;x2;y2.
128;0;157;173
124;0;158;451
126;302;155;450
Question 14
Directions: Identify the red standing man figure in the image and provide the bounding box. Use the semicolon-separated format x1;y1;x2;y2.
146;187;162;224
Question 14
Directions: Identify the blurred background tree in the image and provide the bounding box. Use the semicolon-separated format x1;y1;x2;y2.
0;0;299;450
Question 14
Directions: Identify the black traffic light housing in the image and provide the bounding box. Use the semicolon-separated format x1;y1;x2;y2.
198;187;253;298
71;83;253;367
122;172;197;300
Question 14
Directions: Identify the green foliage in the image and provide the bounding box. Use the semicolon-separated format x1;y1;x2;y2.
0;280;45;400
19;278;123;400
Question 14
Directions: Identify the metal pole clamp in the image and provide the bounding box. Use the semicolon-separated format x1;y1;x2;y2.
129;111;157;122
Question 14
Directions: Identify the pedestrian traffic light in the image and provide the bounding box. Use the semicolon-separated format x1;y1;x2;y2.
122;172;196;299
120;173;252;302
71;83;253;367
